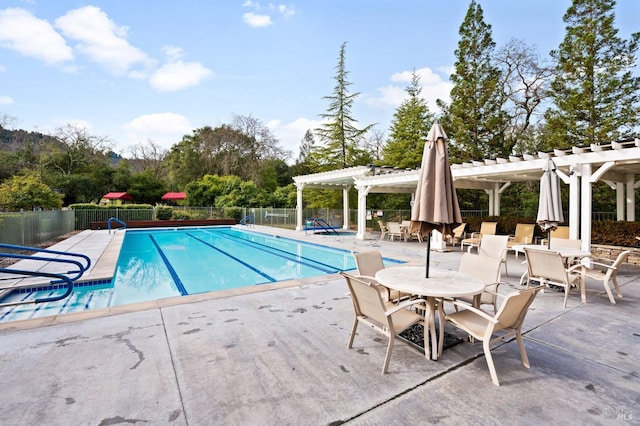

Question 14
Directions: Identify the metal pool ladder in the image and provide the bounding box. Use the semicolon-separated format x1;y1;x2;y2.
0;243;91;307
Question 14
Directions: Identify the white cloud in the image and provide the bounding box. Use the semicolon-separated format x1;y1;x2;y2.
55;6;153;75
268;117;322;161
278;5;296;18
366;66;453;112
148;46;213;92
0;8;73;65
243;12;272;27
150;61;213;92
0;95;14;105
122;113;193;149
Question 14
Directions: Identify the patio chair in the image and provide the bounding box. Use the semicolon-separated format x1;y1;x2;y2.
540;226;570;245
352;250;407;303
387;222;404;241
376;220;388;241
457;252;504;313
401;220;423;242
507;224;535;256
444;286;543;386
524;247;584;308
446;223;467;247
477;234;509;276
582;250;631;304
461;222;497;252
340;272;426;374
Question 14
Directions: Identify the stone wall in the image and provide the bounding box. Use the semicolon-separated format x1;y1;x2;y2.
591;245;640;266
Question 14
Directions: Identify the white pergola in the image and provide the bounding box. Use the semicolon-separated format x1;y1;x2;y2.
293;139;640;250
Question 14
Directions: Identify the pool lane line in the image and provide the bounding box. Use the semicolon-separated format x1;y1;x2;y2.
185;233;277;282
208;230;340;274
149;235;188;296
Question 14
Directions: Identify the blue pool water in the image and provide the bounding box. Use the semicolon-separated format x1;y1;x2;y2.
0;227;402;322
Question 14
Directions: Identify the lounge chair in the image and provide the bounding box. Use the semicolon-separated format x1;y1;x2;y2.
340;272;426;374
444;286;543;386
401;220;423;242
457;252;504;313
524;247;584;308
507;224;535;256
461;222;497;252
583;250;631;304
446;223;467;247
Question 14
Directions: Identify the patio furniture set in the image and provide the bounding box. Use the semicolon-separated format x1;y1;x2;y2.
342;227;631;386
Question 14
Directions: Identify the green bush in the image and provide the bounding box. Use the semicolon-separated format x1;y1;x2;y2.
156;207;173;220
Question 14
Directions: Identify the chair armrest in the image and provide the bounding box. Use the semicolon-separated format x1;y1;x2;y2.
584;261;617;271
385;297;426;316
445;299;499;323
356;275;380;284
470;232;481;239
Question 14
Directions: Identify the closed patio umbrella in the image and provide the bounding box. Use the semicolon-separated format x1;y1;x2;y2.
410;121;462;277
537;159;564;248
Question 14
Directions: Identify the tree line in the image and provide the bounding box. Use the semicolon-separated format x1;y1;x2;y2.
1;0;638;214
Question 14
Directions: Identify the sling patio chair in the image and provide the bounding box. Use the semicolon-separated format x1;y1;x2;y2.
582;250;631;304
352;250;408;303
478;234;509;276
456;252;504;313
340;272;427;374
461;221;497;252
444;286;543;386
387;222;404;241
507;224;536;257
524;247;584;308
376;219;388;241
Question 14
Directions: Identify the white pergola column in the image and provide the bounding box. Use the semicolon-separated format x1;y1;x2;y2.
616;182;625;221
581;163;593;250
495;182;511;217
343;186;351;230
356;185;372;240
568;167;580;240
485;189;495;216
295;183;305;231
627;174;636;221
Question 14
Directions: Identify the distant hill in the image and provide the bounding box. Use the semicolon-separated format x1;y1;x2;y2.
0;127;61;153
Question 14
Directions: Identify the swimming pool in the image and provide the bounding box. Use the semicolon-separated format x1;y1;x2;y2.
0;227;402;322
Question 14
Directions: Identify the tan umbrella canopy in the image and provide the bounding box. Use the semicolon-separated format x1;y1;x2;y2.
537;158;564;248
410;121;462;277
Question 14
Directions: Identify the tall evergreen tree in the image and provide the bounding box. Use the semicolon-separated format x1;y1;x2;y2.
447;0;506;162
313;42;373;170
545;0;640;147
382;70;435;169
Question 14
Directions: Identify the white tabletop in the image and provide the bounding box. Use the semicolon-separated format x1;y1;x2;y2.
512;244;591;258
375;266;485;299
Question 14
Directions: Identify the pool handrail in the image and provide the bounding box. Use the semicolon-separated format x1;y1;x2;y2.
240;214;255;226
107;217;126;233
0;243;91;280
0;268;74;307
305;218;339;235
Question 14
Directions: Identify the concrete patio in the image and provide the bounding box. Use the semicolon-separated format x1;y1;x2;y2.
0;226;638;425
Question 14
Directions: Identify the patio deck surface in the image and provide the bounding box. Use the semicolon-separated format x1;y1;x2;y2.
0;226;638;425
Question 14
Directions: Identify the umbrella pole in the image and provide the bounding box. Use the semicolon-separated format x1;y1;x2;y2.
426;231;431;278
547;229;551;249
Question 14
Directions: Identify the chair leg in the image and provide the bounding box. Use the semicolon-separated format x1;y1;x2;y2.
563;285;569;308
612;276;623;298
348;318;358;348
516;332;530;368
382;334;394;374
483;339;500;386
602;278;617;304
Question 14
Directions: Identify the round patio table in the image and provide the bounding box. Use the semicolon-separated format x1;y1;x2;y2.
375;266;485;360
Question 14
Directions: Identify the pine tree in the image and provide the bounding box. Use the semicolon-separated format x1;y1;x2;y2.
313;42;373;170
447;0;506;162
382;70;435;169
545;0;640;147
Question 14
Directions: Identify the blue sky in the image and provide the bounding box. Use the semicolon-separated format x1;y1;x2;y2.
0;1;638;162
